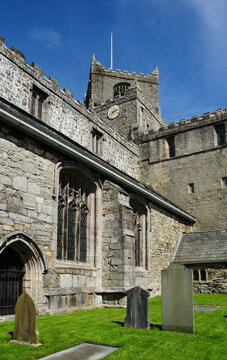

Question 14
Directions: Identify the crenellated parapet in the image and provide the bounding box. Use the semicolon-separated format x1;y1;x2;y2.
91;54;159;82
0;35;87;114
142;108;227;139
0;35;140;178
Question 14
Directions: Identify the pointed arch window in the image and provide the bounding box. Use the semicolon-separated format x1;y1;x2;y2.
57;171;93;262
130;198;148;268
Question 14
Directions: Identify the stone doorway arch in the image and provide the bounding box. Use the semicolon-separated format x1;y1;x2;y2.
0;233;47;316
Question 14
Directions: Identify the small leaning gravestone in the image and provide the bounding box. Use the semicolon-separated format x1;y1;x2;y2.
124;286;150;330
161;263;194;334
13;292;40;345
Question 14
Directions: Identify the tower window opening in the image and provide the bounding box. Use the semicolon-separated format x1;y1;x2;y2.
113;83;130;98
188;183;195;194
221;177;227;188
214;123;226;146
166;136;175;158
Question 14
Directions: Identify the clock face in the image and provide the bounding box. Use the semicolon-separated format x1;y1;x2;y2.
107;105;120;119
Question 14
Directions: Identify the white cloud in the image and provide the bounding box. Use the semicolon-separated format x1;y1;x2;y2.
186;0;227;70
28;27;63;48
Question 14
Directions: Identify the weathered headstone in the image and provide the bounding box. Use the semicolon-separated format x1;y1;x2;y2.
124;286;150;330
13;292;40;344
161;263;194;333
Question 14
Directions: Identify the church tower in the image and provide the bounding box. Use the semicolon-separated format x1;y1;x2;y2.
85;55;165;138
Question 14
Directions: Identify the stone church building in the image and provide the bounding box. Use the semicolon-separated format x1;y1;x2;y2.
0;36;226;316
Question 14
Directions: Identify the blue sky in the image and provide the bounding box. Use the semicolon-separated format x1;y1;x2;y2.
1;0;227;123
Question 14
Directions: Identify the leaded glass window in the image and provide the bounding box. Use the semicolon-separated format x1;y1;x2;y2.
57;171;92;262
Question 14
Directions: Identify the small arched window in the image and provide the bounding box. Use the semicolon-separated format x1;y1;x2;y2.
113;83;130;98
57;170;95;262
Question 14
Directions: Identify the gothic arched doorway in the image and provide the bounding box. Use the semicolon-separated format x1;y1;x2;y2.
0;248;25;315
0;233;47;316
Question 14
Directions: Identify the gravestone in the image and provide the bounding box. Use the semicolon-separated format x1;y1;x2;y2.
13;292;40;344
161;263;194;334
124;286;150;330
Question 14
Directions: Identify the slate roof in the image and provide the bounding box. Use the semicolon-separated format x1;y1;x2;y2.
172;230;227;264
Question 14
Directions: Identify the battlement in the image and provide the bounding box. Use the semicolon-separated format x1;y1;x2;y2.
0;35;88;114
147;108;227;137
91;54;159;82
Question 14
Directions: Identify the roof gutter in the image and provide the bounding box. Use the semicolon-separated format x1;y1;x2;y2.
0;106;196;223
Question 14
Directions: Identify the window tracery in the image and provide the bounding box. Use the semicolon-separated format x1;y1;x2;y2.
57;170;94;262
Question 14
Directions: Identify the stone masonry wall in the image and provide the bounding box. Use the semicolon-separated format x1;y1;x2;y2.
0;121;103;314
140;116;227;231
93;87;165;138
88;57;159;110
102;182;136;291
0;39;139;179
102;181;190;299
149;204;190;294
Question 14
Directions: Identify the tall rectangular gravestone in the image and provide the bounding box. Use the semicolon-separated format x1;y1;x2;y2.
13;292;40;344
124;286;150;330
161;263;194;334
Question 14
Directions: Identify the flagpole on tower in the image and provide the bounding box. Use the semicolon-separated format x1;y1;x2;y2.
111;32;113;70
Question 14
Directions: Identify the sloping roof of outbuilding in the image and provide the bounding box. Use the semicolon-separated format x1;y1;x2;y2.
172;230;227;264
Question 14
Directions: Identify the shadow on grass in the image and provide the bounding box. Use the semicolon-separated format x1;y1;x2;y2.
150;324;162;330
112;321;161;330
6;331;13;342
112;321;124;327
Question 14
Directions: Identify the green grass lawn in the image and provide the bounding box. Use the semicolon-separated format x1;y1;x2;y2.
0;294;226;360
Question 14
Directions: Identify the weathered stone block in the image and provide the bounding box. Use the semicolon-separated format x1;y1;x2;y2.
60;274;72;288
12;176;27;191
23;193;36;209
161;263;194;333
124;287;150;330
28;182;40;195
13;292;40;344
